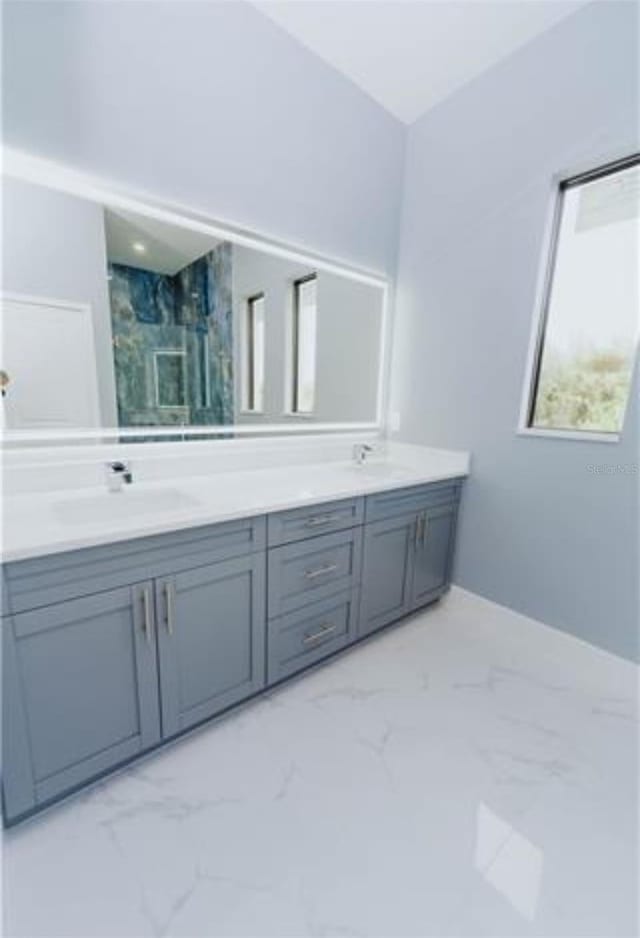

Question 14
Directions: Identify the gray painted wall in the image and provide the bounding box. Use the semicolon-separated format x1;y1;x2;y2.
1;0;404;277
2;177;118;425
316;272;382;423
389;1;639;661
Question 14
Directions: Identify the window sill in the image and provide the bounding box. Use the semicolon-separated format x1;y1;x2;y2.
517;427;621;444
281;411;316;419
239;409;265;416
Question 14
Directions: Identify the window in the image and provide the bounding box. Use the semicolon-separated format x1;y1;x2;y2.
524;155;639;437
291;274;317;413
243;293;265;412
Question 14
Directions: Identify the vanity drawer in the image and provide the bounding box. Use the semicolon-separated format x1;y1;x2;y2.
268;527;362;618
268;497;364;547
365;480;462;524
267;590;358;684
4;516;266;614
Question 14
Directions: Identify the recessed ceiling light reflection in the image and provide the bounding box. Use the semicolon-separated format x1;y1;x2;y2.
132;242;146;254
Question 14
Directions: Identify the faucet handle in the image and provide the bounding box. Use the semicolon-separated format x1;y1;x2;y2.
353;443;374;465
106;460;133;490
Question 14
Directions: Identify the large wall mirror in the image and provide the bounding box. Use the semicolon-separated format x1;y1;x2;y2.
1;167;388;444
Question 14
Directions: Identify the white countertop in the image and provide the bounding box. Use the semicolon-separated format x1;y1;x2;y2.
1;446;469;563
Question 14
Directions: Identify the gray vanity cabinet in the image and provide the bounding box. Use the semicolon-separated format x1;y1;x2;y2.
358;513;415;638
267;589;359;684
155;554;266;738
411;503;458;608
2;482;464;825
359;481;462;639
2;516;266;824
2;583;162;820
266;498;364;683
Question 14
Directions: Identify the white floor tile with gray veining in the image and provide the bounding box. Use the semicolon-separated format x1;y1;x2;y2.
2;589;638;938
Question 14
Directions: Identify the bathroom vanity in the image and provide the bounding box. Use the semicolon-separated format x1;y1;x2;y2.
1;455;465;825
1;159;468;826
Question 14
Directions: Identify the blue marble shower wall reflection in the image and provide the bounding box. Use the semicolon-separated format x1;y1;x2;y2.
108;243;234;426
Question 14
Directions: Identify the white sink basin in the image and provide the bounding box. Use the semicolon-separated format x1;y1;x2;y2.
342;462;415;481
53;487;202;525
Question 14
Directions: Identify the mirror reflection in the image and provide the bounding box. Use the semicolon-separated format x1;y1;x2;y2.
1;177;385;436
105;209;234;428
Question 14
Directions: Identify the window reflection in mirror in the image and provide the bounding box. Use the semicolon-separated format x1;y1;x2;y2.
1;176;385;439
243;294;265;413
291;275;318;415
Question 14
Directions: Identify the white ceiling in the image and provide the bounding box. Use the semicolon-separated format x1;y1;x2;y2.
253;0;584;124
104;208;220;276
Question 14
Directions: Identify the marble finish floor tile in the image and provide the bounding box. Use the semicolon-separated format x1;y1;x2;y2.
2;589;638;938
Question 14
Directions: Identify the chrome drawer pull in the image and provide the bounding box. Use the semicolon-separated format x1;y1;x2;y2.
414;514;427;549
303;622;337;645
305;514;337;528
141;585;153;645
304;562;338;580
164;580;176;635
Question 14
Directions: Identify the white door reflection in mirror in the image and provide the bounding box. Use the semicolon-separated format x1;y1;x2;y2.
1;294;101;429
475;802;543;922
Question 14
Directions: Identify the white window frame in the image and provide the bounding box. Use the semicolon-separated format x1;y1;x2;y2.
517;152;640;444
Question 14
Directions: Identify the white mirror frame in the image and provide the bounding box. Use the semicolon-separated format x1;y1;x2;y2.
1;147;392;446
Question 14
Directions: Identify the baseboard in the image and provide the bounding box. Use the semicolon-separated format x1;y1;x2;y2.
446;583;639;683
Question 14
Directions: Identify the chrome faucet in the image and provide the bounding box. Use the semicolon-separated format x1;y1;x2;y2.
106;460;133;492
353;443;373;466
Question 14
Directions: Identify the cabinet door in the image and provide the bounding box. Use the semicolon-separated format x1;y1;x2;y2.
358;513;415;639
411;503;457;610
156;554;266;737
2;583;161;822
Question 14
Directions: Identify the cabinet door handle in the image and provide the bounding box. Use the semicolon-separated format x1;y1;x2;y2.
303;622;337;645
304;562;338;581
414;516;421;550
421;515;429;548
164;580;176;635
141;585;153;645
305;514;337;528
